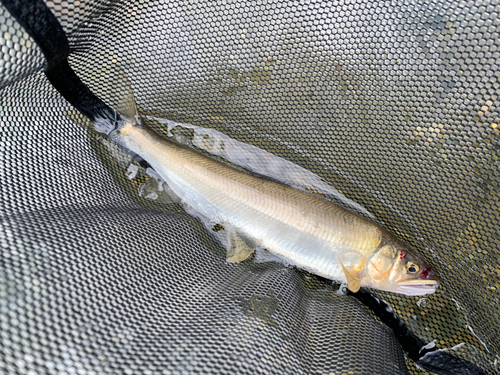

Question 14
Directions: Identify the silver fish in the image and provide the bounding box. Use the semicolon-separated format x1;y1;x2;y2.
94;87;439;296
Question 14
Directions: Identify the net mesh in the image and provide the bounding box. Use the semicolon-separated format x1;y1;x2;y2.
1;0;499;374
0;4;45;89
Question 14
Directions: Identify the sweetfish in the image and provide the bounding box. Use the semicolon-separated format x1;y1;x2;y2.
90;87;439;296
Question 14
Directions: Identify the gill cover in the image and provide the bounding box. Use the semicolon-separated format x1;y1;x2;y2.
366;245;398;283
363;243;439;295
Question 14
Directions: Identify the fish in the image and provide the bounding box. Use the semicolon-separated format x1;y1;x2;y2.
86;80;439;296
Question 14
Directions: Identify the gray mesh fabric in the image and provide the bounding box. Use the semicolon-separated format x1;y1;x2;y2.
1;0;500;374
0;75;408;375
0;3;45;89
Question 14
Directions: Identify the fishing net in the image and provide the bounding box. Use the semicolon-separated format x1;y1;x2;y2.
1;0;499;374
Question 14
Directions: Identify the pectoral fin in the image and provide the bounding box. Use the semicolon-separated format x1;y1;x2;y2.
338;251;366;293
340;262;361;293
226;229;256;263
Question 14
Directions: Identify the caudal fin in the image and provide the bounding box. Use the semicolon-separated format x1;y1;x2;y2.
110;67;140;125
68;65;140;134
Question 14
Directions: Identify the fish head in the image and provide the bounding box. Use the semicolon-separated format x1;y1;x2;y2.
364;243;439;296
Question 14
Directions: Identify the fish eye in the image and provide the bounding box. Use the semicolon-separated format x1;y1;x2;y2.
406;262;419;273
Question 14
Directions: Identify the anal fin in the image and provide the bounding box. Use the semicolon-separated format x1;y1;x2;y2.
226;228;256;263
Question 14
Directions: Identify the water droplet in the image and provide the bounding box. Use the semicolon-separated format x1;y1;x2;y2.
417;298;429;308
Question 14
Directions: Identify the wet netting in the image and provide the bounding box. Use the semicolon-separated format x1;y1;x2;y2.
1;0;499;374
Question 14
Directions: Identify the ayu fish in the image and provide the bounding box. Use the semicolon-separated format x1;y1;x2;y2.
90;88;439;296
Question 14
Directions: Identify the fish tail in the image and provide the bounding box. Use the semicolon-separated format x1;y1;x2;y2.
67;66;140;135
110;68;141;127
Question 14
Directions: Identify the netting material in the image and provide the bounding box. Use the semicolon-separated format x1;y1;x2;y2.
1;0;499;374
0;4;45;89
0;75;408;375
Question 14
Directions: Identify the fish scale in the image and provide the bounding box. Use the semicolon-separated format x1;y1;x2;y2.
116;123;380;279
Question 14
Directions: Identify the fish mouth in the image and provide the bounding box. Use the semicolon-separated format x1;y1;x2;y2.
397;279;439;285
395;280;439;296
